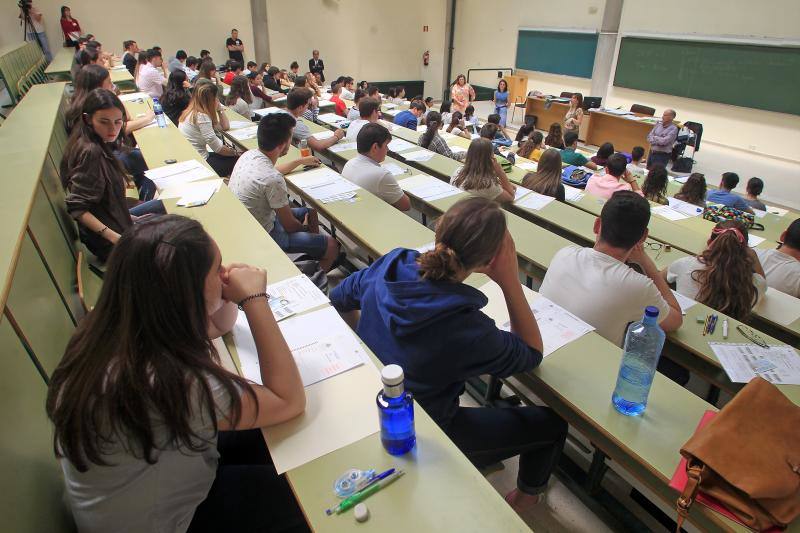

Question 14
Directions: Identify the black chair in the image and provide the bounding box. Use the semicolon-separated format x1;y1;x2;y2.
559;91;574;99
630;103;655;116
583;96;602;110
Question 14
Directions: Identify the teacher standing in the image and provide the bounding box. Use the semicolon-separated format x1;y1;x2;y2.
492;79;509;127
646;109;678;169
450;74;475;114
308;50;325;83
59;6;81;47
563;93;584;135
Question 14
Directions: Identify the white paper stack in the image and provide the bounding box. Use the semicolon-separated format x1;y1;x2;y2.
402;149;435;162
311;130;335;141
328;141;358;153
400;174;463;202
144;159;217;189
748;234;766;247
710;343;800;385
318;113;348;126
175;181;221;207
228;120;253;130
564;185;585;202
667;197;704;217
290;167;360;203
253;107;287;117
228;125;259;141
388;138;417;153
671;290;698;315
118;92;149;102
652;205;690;221
515;161;537;171
516;191;554;211
264;274;330;321
381;163;407;176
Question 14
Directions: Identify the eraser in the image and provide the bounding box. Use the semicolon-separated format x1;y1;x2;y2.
354;503;369;523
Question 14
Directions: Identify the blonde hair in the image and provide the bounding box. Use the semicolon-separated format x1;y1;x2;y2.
452;138;498;192
418;197;506;281
522;148;562;197
180;83;219;128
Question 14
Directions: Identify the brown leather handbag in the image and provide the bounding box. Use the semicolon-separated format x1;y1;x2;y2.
676;377;800;531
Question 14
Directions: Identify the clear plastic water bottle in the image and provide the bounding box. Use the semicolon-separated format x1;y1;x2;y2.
153;98;167;128
612;306;666;416
376;365;416;455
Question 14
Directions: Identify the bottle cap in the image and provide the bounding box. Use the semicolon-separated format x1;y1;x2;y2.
644;306;660;318
381;364;404;387
354;503;369;523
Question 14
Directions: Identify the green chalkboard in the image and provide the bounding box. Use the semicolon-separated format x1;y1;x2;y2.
614;37;800;116
515;30;598;79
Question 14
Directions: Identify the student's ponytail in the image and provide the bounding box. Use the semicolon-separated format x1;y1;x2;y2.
417;197;507;282
693;220;758;319
418;243;462;281
419;111;442;149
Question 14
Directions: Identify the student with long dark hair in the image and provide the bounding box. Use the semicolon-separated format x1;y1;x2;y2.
674;172;707;206
492;79;509;126
226;75;254;119
563;92;584;135
179;83;240;177
61;89;164;261
450;138;515;203
642;164;669;205
193;60;219;87
418;111;466;162
664;220;767;319
544;122;565;149
60;5;81;46
47;215;308;532
330;197;566;511
161;70;192;126
66;66;157;200
515;123;535;146
522;148;565;201
517;131;544;161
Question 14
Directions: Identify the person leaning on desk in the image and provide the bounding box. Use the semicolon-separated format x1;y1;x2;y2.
646;109;678;169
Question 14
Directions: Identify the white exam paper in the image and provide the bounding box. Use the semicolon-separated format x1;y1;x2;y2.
667;197;704;217
515;161;537;171
710;343;800;385
233;306;368;388
229;120;253;130
311;130;335;141
671;290;698;315
513;186;533;202
388;138;417;153
266;274;330;321
766;205;788;217
381;162;407;176
228;125;259;141
652;205;690;221
144;159;216;189
516;192;554;210
318;113;347;125
176;181;220;207
748;234;766;247
118;92;149;102
253;107;286;117
328;141;358;153
400;174;463;202
402;149;435;162
563;185;585;202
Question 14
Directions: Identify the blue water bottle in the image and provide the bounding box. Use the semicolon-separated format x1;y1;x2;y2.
376;365;416;455
153;98;167;128
612;306;666;416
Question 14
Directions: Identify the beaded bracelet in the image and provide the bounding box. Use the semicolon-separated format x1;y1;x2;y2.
237;292;268;310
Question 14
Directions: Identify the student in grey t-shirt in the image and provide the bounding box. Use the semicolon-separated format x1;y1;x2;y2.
47;216;308;533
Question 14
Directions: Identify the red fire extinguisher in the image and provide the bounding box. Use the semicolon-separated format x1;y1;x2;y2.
423;50;430;66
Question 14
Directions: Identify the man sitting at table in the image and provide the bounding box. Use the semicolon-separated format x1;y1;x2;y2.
560;131;598;170
706;172;753;213
342;123;410;211
229;112;339;270
646;109;678;169
540;191;683;347
285;88;344;151
585;153;643;200
346;98;380;141
393;101;425;131
138;49;167;99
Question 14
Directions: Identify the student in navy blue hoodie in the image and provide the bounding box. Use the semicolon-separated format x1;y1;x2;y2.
331;197;567;509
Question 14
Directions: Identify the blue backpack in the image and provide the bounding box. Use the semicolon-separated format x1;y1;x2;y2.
561;165;591;188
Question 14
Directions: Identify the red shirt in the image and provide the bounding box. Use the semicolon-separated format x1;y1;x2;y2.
60;17;81;41
331;95;346;117
223;71;237;85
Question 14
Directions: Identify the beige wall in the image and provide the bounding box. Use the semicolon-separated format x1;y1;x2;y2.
265;0;448;98
0;0;255;67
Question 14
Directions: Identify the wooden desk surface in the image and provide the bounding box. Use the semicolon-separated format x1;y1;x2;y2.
585;110;655;154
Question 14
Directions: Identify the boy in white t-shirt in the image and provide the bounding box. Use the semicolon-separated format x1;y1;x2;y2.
540;191;683;347
627;145;647;180
756;218;800;297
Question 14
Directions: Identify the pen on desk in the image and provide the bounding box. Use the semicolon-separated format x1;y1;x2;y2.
723;319;728;339
356;468;395;492
709;315;717;335
327;471;404;516
702;315;710;336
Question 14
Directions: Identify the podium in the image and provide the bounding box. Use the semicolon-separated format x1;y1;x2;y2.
503;74;529;108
